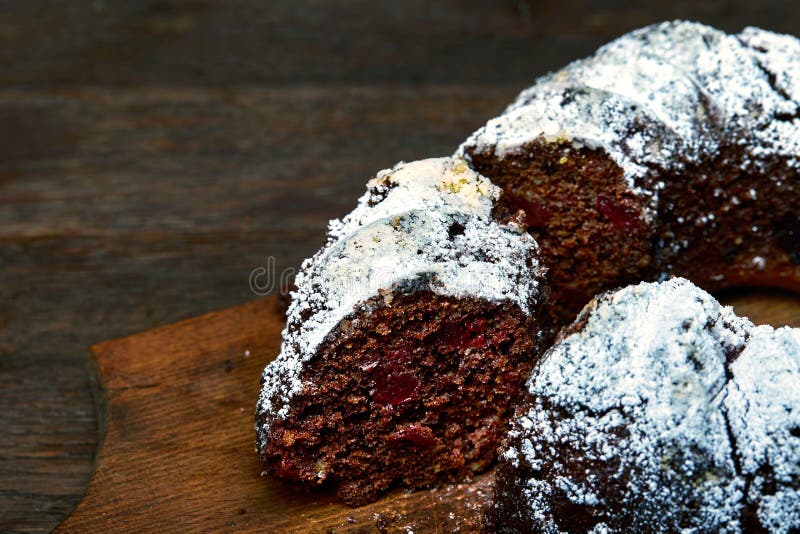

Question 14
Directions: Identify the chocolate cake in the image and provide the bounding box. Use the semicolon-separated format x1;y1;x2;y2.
255;20;800;513
489;278;800;533
459;21;800;324
255;157;547;505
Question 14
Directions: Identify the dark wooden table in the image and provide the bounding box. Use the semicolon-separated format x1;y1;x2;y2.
1;2;798;532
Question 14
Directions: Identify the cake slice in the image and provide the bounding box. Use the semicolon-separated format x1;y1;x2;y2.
459;21;800;324
256;157;547;505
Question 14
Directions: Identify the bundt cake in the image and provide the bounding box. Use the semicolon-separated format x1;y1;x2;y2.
256;20;800;513
255;157;547;505
488;278;800;533
459;20;800;324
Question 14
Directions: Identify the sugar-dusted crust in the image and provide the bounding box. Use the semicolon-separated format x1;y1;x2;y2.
461;20;800;205
725;325;800;531
490;278;800;533
255;157;545;494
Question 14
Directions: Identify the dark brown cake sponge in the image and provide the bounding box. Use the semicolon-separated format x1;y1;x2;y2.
461;21;800;325
259;290;542;505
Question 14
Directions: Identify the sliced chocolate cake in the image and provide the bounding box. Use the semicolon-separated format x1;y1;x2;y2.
460;21;800;324
255;20;800;513
256;157;547;505
489;278;800;533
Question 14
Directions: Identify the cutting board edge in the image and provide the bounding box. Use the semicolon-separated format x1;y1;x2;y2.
54;297;279;533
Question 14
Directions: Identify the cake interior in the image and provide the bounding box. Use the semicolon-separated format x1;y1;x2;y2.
468;139;654;325
656;144;800;293
258;290;540;506
467;139;800;326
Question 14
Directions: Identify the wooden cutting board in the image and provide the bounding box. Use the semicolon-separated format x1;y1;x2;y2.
55;290;799;533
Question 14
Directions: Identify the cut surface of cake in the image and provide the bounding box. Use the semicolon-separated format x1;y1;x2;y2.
489;278;800;533
256;157;547;505
459;21;800;324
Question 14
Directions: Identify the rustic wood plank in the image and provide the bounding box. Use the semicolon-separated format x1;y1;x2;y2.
1;1;798;88
52;296;495;533
0;364;96;533
0;86;522;234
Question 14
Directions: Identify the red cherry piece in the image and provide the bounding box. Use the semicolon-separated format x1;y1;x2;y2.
440;330;463;352
388;424;438;448
465;317;487;333
597;193;641;230
386;349;411;364
466;333;487;349
501;370;520;385
440;329;488;352
372;372;419;405
507;195;552;228
440;317;492;352
359;361;378;372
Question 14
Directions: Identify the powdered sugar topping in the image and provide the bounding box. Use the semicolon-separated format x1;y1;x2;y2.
459;20;800;205
328;157;499;241
500;278;799;532
725;326;800;532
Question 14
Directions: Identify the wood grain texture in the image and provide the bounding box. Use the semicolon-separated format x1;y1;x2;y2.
3;0;799;89
2;1;800;531
52;292;800;533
